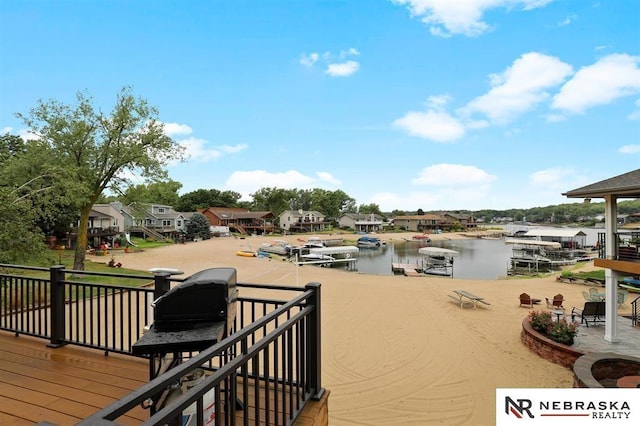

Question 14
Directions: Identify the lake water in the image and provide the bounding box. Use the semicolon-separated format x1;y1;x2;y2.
348;227;603;280
352;239;514;279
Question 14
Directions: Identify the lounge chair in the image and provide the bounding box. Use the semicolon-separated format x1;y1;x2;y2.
552;294;564;309
519;292;535;308
571;301;605;327
545;294;564;309
617;290;627;307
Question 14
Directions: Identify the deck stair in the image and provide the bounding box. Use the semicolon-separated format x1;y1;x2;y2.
126;226;169;242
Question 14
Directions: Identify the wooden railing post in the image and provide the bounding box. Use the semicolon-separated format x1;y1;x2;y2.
305;282;325;400
48;265;66;348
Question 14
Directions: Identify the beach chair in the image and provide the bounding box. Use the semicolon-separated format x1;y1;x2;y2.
552;294;564;309
571;301;605;327
519;292;534;308
545;294;564;309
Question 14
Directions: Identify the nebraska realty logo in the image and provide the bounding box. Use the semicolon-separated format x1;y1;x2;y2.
496;389;637;425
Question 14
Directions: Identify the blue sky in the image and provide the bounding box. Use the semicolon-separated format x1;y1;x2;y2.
1;0;639;212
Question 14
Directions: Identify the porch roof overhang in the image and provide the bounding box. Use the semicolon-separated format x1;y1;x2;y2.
563;168;640;345
563;169;640;199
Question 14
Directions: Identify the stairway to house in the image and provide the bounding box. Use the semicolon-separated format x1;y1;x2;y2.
127;226;170;242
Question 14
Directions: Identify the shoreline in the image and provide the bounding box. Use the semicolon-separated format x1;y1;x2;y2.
103;232;614;425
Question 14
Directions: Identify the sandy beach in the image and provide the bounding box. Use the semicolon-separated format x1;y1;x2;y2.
102;232;618;425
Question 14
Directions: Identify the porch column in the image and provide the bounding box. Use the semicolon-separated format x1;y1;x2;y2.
604;194;619;343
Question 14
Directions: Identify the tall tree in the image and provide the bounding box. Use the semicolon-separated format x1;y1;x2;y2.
17;87;185;270
250;187;298;216
122;179;183;206
358;203;384;217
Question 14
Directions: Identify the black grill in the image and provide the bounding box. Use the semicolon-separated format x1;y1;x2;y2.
152;267;238;334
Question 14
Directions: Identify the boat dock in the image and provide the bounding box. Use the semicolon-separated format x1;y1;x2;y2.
391;262;423;277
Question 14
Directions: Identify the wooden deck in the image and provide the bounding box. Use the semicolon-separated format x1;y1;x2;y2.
0;331;329;425
0;331;148;425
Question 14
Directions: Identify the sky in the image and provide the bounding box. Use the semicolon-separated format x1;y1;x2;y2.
1;0;639;213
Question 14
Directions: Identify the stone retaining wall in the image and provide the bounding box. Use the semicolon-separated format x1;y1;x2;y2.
520;318;585;369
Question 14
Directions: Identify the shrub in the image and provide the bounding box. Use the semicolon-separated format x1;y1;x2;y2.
560;270;575;278
528;310;579;345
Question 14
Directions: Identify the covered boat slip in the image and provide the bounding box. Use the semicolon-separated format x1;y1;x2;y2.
505;238;577;274
418;247;458;276
391;247;459;277
293;245;359;268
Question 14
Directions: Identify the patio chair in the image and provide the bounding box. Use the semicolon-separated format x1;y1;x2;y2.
582;291;591;301
571;301;605;327
519;292;534;308
617;290;627;307
545;294;564;309
589;287;603;301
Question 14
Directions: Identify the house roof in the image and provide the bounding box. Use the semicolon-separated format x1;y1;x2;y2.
280;210;324;217
393;214;443;220
563;169;640;199
205;208;274;219
340;213;384;220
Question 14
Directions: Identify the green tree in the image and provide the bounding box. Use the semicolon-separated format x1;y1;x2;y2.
250;187;298;216
358;203;384;217
17;87;185;270
0;134;76;258
174;188;243;212
185;213;210;240
0;181;51;263
122;180;183;206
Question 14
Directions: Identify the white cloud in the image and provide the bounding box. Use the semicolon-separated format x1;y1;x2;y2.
411;164;496;186
552;54;640;114
619;145;640;154
393;110;465;142
392;0;552;37
425;94;451;110
1;126;40;140
325;60;360;77
162;122;193;137
462;52;573;124
219;144;248;154
300;52;319;67
177;139;246;162
340;47;360;58
316;171;341;185
529;167;581;192
557;14;576;26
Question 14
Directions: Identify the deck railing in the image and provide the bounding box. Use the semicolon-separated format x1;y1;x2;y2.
631;296;640;328
0;264;323;424
597;232;640;262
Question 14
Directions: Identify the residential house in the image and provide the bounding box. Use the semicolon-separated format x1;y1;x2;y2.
440;212;477;229
337;213;385;233
122;203;191;241
199;207;276;235
393;214;446;233
563;168;640;344
279;210;328;233
66;203;123;249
